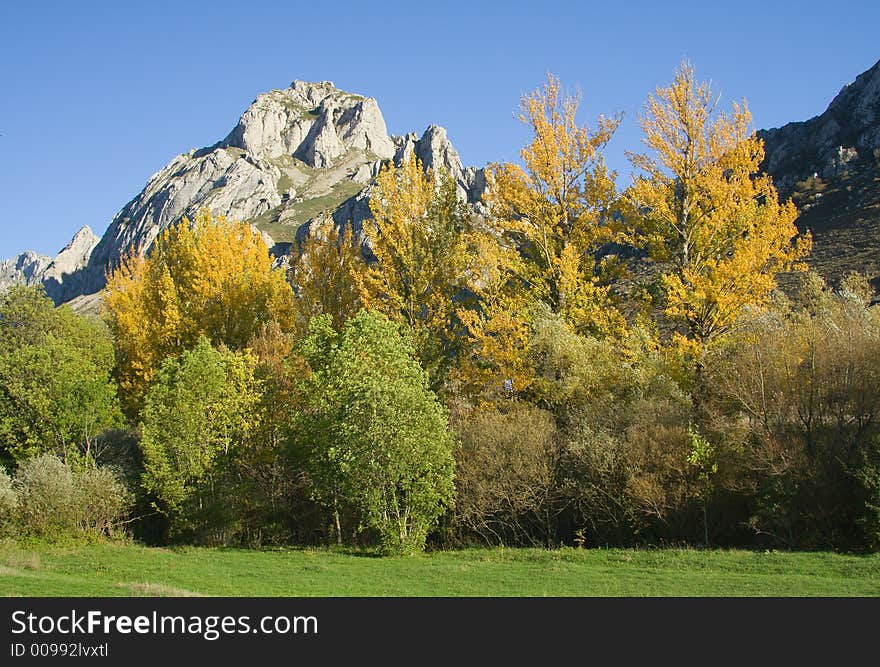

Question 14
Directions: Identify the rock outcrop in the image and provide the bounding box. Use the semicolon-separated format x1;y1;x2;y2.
759;59;880;194
0;250;52;290
760;59;880;295
1;79;487;304
0;227;99;303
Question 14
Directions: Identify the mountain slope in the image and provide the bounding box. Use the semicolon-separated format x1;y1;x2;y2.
759;59;880;294
1;80;486;305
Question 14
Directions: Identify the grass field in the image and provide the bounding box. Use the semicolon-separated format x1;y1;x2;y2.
1;541;878;597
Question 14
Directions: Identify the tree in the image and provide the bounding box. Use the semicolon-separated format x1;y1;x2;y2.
289;217;362;334
294;311;455;554
0;286;122;465
626;61;811;419
353;154;472;388
139;338;261;539
452;234;536;403
485;73;626;337
103;208;294;413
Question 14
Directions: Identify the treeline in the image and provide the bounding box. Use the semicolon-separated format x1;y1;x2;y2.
1;63;878;553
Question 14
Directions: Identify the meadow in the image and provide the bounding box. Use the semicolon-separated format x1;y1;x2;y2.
1;541;878;597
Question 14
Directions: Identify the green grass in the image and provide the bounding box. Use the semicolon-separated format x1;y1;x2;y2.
1;541;878;597
252;179;364;243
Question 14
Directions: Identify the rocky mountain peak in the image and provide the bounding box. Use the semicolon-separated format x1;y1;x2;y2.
1;79;487;305
222;80;394;166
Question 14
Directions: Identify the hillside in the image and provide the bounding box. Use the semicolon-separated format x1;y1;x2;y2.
759;58;880;295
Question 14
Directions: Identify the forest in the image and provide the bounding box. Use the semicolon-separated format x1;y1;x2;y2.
1;63;878;556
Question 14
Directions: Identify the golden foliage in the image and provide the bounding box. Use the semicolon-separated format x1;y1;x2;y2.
485;73;626;337
289;217;361;333
353;153;471;384
627;61;811;351
102;208;294;411
452;233;535;403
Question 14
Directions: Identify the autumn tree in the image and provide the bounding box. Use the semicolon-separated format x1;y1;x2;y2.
103;208;294;413
353;153;472;388
485;73;626;337
289;217;361;334
452;233;536;402
626;61;811;419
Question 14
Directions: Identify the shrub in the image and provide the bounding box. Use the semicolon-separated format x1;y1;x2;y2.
14;454;77;537
11;454;132;540
0;467;17;535
708;273;880;550
453;402;558;546
75;466;133;537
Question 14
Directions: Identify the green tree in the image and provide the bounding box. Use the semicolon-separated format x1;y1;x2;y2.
139;338;261;539
0;286;122;465
294;311;455;554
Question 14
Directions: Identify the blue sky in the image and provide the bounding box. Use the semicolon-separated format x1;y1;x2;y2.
1;0;878;258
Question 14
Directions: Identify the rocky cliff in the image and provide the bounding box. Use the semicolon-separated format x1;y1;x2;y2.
1;227;99;303
1;80;486;304
759;59;880;292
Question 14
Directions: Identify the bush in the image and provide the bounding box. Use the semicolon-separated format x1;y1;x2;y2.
14;454;77;537
707;273;880;550
11;454;132;540
75;466;133;537
453;402;558;546
0;467;16;535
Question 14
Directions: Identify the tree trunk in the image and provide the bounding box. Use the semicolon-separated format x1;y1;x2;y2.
333;497;342;547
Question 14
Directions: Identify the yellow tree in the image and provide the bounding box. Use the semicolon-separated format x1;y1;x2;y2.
103;208;295;413
353;153;471;387
485;73;626;337
453;233;536;403
289;216;361;334
626;61;811;416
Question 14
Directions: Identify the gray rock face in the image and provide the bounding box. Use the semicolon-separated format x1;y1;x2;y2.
0;227;98;303
0;250;52;290
392;125;487;206
3;80;488;304
759;59;880;194
41;226;100;303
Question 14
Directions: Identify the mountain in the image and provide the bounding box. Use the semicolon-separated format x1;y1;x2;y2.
759;58;880;294
0;80;486;305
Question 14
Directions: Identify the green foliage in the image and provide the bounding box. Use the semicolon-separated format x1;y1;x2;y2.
10;453;131;540
294;311;455;554
0;467;16;536
0;286;122;465
139;338;262;542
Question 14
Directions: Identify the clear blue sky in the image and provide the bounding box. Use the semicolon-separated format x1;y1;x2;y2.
1;0;878;258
